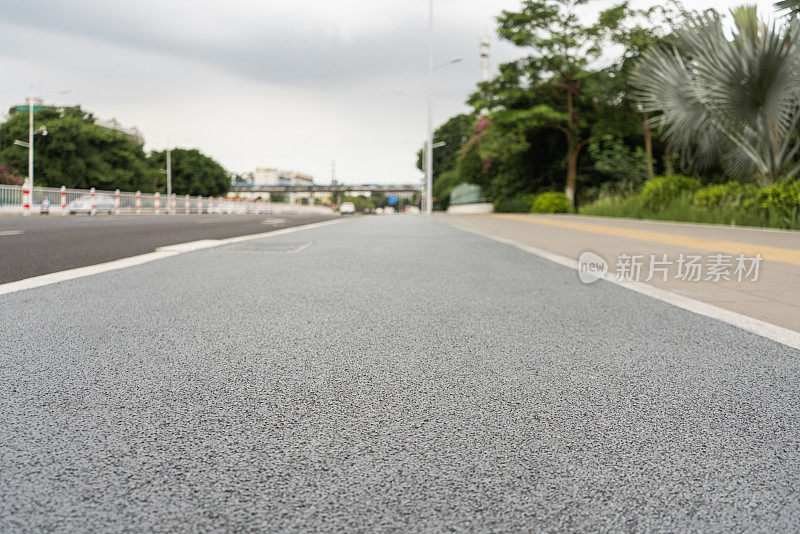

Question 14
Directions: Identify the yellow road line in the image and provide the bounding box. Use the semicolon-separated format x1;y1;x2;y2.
492;213;800;266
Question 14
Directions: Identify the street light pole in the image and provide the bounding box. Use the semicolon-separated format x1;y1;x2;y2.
28;94;34;190
425;0;434;215
166;146;172;201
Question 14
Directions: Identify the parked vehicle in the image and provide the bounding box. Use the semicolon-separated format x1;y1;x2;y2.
339;202;356;214
67;194;115;215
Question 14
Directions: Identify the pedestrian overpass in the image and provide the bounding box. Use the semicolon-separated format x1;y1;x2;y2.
229;183;421;194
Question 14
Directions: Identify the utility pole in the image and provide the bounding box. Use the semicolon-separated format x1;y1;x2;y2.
166;145;172;201
28;94;34;191
425;0;434;215
480;36;491;82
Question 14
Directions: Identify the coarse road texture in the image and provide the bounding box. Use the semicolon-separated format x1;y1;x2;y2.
1;216;799;531
0;213;337;283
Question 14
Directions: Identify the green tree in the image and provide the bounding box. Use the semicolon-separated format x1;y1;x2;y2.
631;6;800;184
486;0;627;202
341;194;375;211
599;2;686;178
147;148;229;196
776;0;800;15
0;106;151;191
588;136;650;192
416;113;476;180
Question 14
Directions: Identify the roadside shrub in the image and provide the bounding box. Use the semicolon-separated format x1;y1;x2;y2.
693;182;758;208
640;175;700;211
531;192;571;213
751;179;800;217
579;178;800;230
493;194;536;213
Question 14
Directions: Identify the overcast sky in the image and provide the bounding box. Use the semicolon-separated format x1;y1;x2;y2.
0;0;779;185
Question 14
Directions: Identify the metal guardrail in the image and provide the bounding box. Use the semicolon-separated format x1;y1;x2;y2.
0;184;334;215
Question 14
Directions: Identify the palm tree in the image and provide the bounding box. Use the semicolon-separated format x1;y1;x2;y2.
775;0;800;16
631;6;800;184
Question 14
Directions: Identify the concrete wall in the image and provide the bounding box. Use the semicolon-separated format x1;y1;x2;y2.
446;203;493;214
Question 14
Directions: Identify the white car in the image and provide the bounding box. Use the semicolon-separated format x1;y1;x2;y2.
339;202;356;214
67;194;116;215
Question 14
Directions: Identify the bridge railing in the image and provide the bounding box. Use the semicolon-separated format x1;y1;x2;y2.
0;184;334;215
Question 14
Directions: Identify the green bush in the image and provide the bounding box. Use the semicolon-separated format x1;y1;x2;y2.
531;192;571;213
693;182;758;208
493;194;536;213
579;178;800;230
753;179;800;208
751;179;800;219
640;175;700;211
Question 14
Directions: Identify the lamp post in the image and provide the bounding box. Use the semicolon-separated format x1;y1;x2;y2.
166;146;172;202
424;0;462;214
14;96;47;215
16;96;49;190
28;95;34;190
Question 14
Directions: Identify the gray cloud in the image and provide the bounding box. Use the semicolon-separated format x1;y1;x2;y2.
0;0;467;86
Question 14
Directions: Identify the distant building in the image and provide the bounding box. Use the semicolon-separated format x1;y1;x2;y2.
94;118;144;143
243;167;316;203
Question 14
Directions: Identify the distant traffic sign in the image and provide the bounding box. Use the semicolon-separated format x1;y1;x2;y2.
388;196;399;205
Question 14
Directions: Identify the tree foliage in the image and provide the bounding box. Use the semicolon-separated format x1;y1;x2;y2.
631;7;800;184
0;106;230;194
416;113;476;179
0;107;152;191
147;148;229;196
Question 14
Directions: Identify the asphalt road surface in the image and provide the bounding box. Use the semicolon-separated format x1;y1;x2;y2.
0;213;337;283
1;216;799;531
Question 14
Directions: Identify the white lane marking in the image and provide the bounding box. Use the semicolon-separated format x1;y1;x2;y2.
0;230;23;236
215;241;314;254
0;218;345;296
156;239;221;253
261;218;287;225
0;251;179;296
457;226;800;351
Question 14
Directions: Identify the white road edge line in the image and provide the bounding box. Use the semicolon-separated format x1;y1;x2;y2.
0;218;346;296
458;225;800;351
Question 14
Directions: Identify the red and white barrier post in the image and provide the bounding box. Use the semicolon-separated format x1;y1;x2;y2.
135;191;142;215
184;194;190;214
170;193;177;215
90;187;96;215
114;189;120;215
208;196;214;214
197;195;203;214
22;182;31;216
218;196;224;214
154;192;161;214
60;186;67;215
